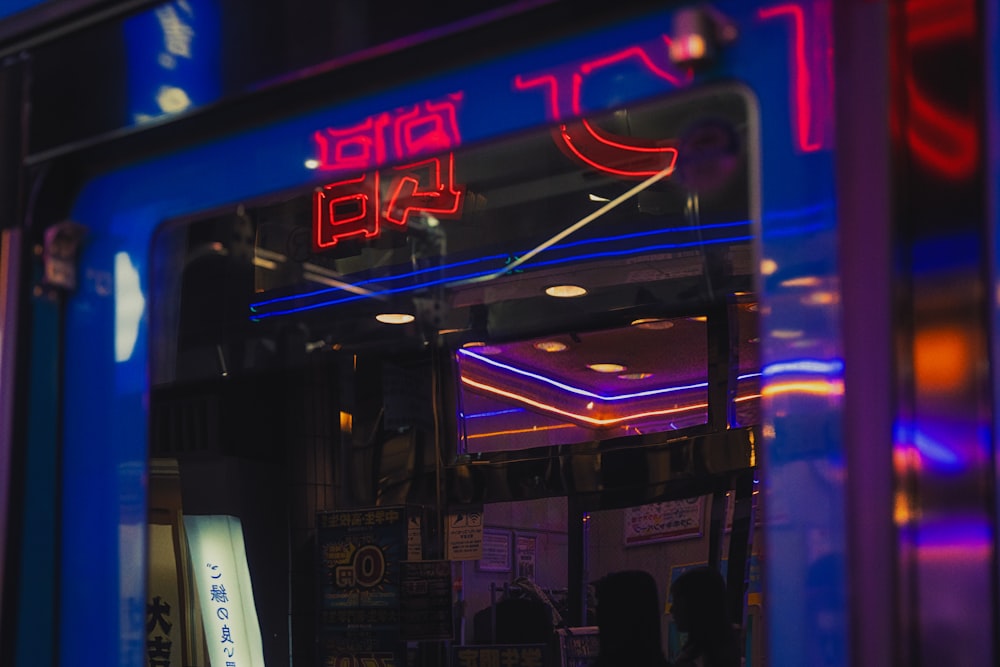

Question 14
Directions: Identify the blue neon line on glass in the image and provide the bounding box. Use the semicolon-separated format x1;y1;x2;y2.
250;232;753;320
250;219;751;311
761;359;844;377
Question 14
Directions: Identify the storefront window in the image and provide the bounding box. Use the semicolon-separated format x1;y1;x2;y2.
148;84;759;666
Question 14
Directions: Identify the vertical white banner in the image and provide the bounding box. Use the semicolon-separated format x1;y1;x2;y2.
184;515;265;667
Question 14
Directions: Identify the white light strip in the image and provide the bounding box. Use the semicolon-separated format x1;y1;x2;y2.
453;162;676;286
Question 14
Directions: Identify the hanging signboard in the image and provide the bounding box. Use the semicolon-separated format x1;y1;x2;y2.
183;515;266;667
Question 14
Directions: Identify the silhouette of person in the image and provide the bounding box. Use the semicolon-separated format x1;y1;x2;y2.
669;566;740;667
594;570;670;667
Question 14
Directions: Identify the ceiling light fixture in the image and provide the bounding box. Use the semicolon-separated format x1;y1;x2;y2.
375;313;415;324
587;363;626;373
533;341;568;352
630;318;675;330
545;284;587;298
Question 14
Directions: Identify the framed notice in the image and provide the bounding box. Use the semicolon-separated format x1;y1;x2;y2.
623;496;705;546
478;529;511;572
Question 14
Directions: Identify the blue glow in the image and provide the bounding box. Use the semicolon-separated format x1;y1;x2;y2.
251;219;752;310
893;422;963;469
125;0;221;125
250;232;753;319
762;359;844;377
761;221;832;239
763;202;833;221
0;0;48;20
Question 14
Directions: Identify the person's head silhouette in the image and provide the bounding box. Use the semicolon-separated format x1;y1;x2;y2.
594;570;669;667
669;566;740;667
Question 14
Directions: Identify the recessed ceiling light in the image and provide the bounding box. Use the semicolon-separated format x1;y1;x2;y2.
588;363;626;373
533;341;568;352
545;284;587;298
630;318;675;330
304;158;320;169
375;313;415;324
618;372;653;380
689;316;708;322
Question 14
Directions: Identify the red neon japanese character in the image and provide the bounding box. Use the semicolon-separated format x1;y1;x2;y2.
513;37;690;121
313;172;381;249
313;113;390;172
392;94;463;157
384;154;464;227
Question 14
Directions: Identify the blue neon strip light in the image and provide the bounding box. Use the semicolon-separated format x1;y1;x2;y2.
250;266;502;320
250;231;753;320
761;359;844;377
251;251;510;309
459;348;759;401
250;219;751;312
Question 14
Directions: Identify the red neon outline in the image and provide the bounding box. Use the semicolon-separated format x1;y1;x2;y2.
514;38;690;122
579;119;675;154
391;97;463;159
905;0;975;45
384;154;464;226
313;172;381;249
579;42;687;87
905;75;978;180
534;48;683;177
514;73;562;120
758;3;822;152
314;115;391;172
558;123;678;177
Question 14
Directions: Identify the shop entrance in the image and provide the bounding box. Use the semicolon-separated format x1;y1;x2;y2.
146;85;759;667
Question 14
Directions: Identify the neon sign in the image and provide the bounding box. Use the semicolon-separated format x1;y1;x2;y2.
514;38;687;177
313;154;465;249
757;2;833;153
900;0;978;179
312;93;463;172
311;93;466;250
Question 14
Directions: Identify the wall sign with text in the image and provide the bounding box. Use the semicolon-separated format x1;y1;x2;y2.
623;496;705;546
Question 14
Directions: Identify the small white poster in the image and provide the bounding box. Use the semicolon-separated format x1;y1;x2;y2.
446;509;484;560
623;496;705;546
184;515;265;667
